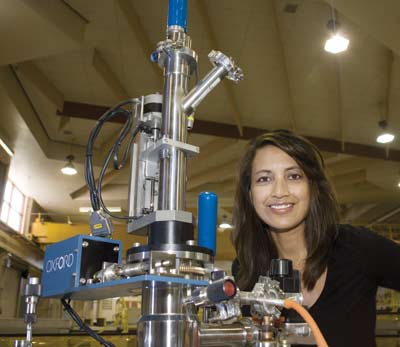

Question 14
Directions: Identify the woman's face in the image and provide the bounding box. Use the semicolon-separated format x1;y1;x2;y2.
250;145;310;233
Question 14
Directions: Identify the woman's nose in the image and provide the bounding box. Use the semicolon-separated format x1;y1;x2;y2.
272;177;289;198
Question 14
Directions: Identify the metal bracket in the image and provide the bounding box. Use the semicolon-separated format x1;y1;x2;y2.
141;136;199;162
127;210;194;234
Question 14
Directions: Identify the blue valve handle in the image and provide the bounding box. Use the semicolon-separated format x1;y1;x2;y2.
198;192;218;255
168;0;187;32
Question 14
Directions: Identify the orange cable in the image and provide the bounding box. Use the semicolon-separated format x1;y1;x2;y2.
283;299;329;347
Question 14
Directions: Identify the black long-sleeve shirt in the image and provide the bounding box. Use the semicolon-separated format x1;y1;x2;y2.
308;225;400;347
233;224;400;347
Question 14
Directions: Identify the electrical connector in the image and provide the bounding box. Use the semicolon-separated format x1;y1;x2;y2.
90;210;114;238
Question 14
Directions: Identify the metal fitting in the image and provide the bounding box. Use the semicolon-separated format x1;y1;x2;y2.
208;50;244;83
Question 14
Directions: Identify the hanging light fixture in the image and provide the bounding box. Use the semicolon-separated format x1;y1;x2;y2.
218;215;233;230
324;16;349;54
61;155;78;175
376;120;395;144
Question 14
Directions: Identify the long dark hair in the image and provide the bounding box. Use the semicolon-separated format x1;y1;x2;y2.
232;130;339;291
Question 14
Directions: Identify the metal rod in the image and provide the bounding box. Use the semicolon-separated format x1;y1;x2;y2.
182;65;227;115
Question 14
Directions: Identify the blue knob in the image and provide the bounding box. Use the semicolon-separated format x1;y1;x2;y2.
198;192;218;255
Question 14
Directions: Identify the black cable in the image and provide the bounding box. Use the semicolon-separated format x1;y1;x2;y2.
61;298;115;347
97;122;143;220
85;107;130;211
85;99;142;217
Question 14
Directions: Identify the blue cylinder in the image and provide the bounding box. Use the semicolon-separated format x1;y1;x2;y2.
168;0;187;32
198;192;218;255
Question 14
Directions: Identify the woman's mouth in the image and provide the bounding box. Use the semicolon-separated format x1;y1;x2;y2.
268;203;294;213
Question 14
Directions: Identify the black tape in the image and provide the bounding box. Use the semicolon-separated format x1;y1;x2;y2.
144;103;162;113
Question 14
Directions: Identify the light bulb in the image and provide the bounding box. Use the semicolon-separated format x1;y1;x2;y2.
324;34;349;54
376;133;395;144
61;163;77;175
219;222;233;229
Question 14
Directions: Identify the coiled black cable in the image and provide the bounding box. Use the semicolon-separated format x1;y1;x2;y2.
85;99;142;218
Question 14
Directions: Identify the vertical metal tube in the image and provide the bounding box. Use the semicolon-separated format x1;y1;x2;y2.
26;323;32;344
158;50;191;211
128;142;140;217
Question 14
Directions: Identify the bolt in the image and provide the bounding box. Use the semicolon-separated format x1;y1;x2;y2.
132;242;141;248
79;278;86;285
186;240;196;246
113;246;120;252
82;241;89;248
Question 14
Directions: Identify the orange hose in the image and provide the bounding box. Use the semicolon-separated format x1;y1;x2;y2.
283;299;329;347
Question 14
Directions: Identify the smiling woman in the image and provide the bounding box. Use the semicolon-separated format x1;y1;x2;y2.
233;130;338;292
250;145;311;238
231;129;400;347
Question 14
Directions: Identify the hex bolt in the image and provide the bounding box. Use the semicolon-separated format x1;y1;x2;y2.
79;278;86;285
82;241;89;248
113;246;120;252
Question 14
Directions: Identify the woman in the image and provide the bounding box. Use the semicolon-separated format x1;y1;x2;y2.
231;129;400;347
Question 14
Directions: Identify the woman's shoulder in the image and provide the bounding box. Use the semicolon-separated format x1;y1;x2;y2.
333;224;399;263
330;224;380;262
335;224;380;245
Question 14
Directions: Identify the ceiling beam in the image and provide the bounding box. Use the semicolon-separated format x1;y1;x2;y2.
20;0;87;44
330;169;366;188
0;67;89;164
336;186;397;204
341;203;377;223
70;169;124;200
15;61;64;111
371;205;400;224
193;137;238;161
188;138;240;176
193;0;243;136
116;0;162;84
0;1;86;64
59;100;400;162
187;159;238;191
92;48;130;101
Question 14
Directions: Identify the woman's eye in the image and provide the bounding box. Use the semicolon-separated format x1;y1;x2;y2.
288;173;302;180
256;176;271;183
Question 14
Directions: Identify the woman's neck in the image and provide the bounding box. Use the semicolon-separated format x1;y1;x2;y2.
270;223;307;269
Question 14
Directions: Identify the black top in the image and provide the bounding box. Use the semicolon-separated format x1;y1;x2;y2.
233;224;400;347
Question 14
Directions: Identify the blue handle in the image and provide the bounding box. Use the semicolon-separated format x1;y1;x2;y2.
168;0;187;32
198;192;218;255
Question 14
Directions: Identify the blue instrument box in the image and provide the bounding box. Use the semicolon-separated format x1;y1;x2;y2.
41;235;121;298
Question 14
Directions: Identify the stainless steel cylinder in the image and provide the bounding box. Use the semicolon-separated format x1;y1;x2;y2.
199;324;249;347
138;281;198;347
158;46;197;211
